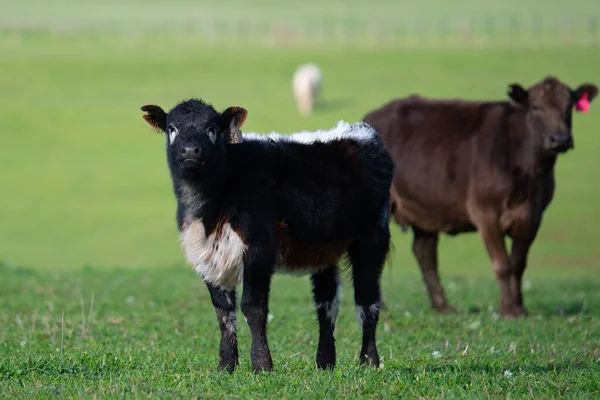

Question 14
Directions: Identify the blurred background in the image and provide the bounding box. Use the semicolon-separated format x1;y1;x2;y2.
1;0;598;274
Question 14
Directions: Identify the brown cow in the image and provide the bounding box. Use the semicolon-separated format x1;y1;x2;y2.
363;76;597;317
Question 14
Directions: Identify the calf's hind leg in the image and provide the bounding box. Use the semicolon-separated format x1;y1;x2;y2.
348;227;390;367
412;226;456;313
311;266;340;370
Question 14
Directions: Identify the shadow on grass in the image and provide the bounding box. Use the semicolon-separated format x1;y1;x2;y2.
0;262;36;275
313;97;355;113
462;300;590;317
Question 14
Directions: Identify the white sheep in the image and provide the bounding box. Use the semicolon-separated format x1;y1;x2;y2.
292;63;322;116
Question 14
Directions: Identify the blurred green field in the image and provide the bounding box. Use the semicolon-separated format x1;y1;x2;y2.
1;35;599;271
2;0;599;47
1;1;600;397
2;0;598;30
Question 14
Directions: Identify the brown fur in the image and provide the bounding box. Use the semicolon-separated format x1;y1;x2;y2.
221;106;247;145
141;105;166;131
276;221;349;271
221;106;248;127
364;76;597;317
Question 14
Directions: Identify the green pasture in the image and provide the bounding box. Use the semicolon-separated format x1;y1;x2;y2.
1;1;600;397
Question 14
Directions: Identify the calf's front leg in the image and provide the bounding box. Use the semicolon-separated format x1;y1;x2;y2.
241;257;274;373
206;282;239;373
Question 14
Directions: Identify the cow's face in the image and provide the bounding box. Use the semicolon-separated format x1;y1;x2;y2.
141;99;247;181
507;76;598;155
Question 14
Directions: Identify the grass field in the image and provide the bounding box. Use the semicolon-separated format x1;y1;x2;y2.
1;265;599;398
1;1;600;398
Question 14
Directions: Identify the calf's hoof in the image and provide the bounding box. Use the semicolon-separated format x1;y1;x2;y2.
316;355;336;370
316;351;336;370
251;357;273;374
217;359;238;374
359;353;380;368
251;364;273;374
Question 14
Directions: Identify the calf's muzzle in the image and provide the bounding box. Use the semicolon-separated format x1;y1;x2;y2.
180;145;202;161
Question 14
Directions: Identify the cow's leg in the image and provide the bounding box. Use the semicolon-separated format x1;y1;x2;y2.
412;226;455;313
348;227;390;367
206;282;239;373
508;237;534;316
477;221;522;317
311;266;340;370
241;249;275;373
508;218;540;315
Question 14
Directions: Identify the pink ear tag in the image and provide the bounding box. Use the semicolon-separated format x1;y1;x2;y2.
576;92;589;113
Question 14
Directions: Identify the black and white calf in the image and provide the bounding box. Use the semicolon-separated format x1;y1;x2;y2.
141;98;393;373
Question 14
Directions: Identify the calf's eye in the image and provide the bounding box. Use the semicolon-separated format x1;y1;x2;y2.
208;129;217;144
168;124;178;144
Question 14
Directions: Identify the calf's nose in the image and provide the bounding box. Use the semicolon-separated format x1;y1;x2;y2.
180;146;201;160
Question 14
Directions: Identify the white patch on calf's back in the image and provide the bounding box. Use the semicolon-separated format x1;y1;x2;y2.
180;220;246;289
242;121;377;145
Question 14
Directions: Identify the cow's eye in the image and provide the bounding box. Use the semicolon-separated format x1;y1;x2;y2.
168;124;178;144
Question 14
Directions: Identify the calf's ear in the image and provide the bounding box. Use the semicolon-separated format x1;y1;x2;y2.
507;83;529;107
220;106;248;144
141;105;167;132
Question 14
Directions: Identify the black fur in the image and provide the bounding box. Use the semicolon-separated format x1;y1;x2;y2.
141;98;393;373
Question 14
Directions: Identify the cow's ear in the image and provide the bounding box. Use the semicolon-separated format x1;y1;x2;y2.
574;83;598;103
507;84;528;107
573;83;598;113
220;106;248;144
141;105;167;132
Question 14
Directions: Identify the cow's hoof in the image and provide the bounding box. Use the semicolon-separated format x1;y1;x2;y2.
434;304;457;314
500;305;528;318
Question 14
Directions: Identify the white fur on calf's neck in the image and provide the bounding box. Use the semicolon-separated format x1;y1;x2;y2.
180;220;246;289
